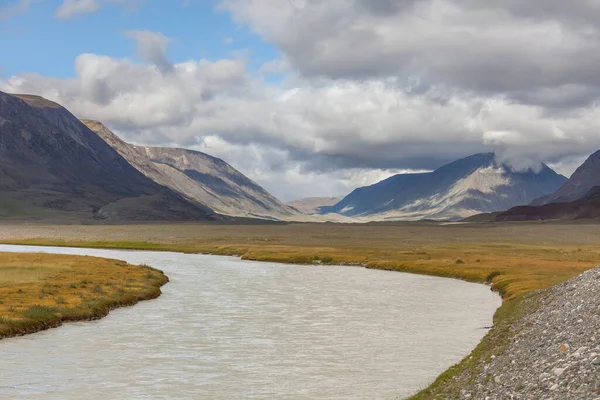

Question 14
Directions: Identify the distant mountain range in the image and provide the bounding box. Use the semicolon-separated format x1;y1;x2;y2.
83;120;299;220
320;153;567;221
287;197;342;215
496;151;600;221
3;90;598;223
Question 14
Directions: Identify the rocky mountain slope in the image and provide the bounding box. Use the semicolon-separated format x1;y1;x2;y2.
496;186;600;221
533;150;600;205
0;92;216;221
287;197;342;215
321;153;567;221
83;120;300;220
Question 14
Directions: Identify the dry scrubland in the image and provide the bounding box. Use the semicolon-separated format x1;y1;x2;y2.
0;221;598;398
0;252;168;339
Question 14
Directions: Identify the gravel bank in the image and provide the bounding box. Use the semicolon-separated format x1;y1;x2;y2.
459;266;600;400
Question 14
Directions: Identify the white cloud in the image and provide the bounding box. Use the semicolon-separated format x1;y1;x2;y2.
124;30;173;73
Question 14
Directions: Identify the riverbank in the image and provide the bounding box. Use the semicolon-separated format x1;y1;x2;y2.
422;266;599;399
0;222;598;397
0;252;168;339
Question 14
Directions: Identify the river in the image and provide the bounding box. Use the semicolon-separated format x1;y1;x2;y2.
0;245;500;399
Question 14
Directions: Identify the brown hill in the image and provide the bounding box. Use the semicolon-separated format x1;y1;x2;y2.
0;92;216;221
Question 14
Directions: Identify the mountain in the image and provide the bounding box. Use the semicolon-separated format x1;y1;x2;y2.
321;153;567;221
497;186;600;221
532;150;600;205
0;92;216;221
287;197;342;215
83;120;300;220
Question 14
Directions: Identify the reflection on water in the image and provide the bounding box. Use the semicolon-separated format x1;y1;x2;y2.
0;245;500;399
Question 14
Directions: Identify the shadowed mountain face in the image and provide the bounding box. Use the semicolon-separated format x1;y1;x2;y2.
83;120;299;220
532;150;600;205
0;92;216;221
497;149;600;221
321;153;567;221
497;186;600;221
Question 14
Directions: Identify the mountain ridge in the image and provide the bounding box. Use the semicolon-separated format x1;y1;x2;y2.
495;149;600;221
0;91;216;221
322;153;567;221
82;120;300;220
497;186;600;221
532;150;600;205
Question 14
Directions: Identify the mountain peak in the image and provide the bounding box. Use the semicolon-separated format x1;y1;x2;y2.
323;152;566;221
435;152;496;172
11;94;63;109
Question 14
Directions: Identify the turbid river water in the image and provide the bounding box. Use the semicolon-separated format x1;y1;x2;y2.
0;245;500;399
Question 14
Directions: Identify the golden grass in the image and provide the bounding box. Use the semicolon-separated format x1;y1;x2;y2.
0;252;168;339
2;222;597;299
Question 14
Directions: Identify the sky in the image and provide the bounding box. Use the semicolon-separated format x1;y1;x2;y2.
2;0;600;201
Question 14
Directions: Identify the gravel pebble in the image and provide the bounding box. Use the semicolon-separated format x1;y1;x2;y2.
458;266;600;400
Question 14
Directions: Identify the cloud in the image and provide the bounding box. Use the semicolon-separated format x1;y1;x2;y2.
220;0;600;110
55;0;99;19
124;30;173;73
5;3;600;199
54;0;137;19
3;48;600;199
0;0;32;20
189;135;428;201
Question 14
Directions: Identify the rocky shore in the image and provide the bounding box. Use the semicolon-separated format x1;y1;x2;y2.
459;267;600;400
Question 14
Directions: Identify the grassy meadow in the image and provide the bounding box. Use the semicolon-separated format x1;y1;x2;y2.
0;252;168;339
0;221;598;398
1;221;598;299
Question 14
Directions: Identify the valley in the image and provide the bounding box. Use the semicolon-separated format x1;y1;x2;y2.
1;89;600;398
3;2;600;398
0;221;598;398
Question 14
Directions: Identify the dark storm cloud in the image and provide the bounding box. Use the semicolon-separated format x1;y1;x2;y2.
353;0;421;16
